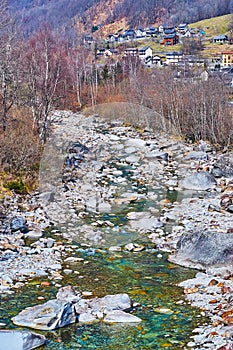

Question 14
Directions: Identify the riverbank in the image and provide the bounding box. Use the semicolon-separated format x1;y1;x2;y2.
0;110;233;349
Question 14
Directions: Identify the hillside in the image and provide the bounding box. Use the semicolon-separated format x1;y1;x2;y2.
8;0;233;36
191;14;232;37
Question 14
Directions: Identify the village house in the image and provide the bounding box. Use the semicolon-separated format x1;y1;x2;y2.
165;51;183;65
97;48;118;58
178;23;189;35
221;52;233;67
162;26;179;46
185;55;206;67
96;48;106;56
83;35;94;45
163;27;176;35
208;54;221;70
135;28;146;38
213;35;228;44
122;29;136;40
146;27;158;37
139;46;152;60
151;55;163;66
124;47;138;56
164;33;179;46
107;34;118;43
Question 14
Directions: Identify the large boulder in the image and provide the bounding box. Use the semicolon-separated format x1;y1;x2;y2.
213;154;233;178
12;299;76;330
0;330;46;350
179;171;217;191
169;231;233;269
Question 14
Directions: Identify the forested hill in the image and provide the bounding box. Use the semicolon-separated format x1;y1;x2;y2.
8;0;233;35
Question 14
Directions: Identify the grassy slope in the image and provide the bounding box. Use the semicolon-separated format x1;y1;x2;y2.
189;14;232;57
190;14;231;37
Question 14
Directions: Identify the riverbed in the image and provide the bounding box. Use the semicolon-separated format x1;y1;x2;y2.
1;109;233;349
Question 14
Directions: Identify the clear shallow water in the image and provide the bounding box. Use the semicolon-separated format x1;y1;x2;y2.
0;128;210;349
0;245;207;349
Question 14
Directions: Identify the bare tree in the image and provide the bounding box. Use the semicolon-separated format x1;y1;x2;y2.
22;26;68;142
0;1;21;131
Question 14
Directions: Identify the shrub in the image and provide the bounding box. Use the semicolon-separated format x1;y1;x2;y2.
3;179;28;194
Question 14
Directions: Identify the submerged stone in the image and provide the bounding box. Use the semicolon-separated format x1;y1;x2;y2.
0;330;46;350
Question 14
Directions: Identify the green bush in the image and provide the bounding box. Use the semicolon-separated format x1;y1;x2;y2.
4;179;28;194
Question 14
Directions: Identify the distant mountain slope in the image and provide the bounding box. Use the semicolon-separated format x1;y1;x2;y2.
8;0;100;34
8;0;233;35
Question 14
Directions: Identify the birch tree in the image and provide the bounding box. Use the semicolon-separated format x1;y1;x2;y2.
0;0;20;131
23;26;67;142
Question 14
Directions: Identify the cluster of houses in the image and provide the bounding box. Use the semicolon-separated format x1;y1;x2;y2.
106;23;194;46
96;44;233;71
83;21;233;75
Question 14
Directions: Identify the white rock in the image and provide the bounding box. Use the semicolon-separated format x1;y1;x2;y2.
104;310;142;323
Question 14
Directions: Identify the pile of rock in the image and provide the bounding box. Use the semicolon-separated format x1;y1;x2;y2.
179;267;233;349
12;285;141;330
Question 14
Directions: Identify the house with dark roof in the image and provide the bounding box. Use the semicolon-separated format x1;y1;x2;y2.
146;27;158;37
139;46;152;60
164;33;179;46
213;35;228;44
178;23;189;35
107;34;118;43
162;26;179;46
124;47;138;56
135;28;146;38
165;52;183;65
122;29;136;40
152;55;163;66
164;27;176;35
83;36;94;45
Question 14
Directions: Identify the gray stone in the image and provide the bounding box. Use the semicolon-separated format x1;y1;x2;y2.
104;310;142;323
213;155;233;178
10;217;28;233
12;299;76;330
74;299;89;315
185;151;208;161
145;151;168;161
0;330;46;350
125;138;146;148
56;285;81;303
211;166;223;178
78;312;97;323
179;171;217;191
89;293;132;313
109;246;122;252
169;231;233;269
